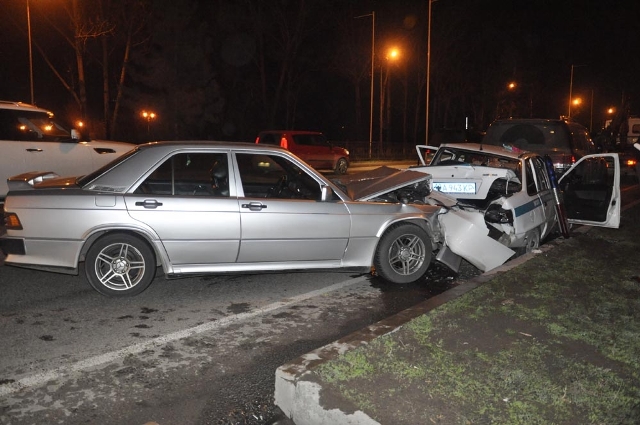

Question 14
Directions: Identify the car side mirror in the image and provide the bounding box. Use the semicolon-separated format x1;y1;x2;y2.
321;185;333;201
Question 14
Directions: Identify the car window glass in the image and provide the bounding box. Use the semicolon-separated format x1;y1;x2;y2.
532;157;550;191
236;152;322;200
0;110;72;141
525;159;537;195
134;152;229;197
260;133;279;145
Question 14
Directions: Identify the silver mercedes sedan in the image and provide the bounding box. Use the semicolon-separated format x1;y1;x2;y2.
1;141;456;296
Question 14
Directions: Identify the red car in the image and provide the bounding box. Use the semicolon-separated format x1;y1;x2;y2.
256;130;349;174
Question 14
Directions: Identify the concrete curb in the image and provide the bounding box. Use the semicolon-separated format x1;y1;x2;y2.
273;195;640;424
273;239;565;424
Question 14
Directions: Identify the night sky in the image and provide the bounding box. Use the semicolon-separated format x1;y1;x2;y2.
1;0;638;143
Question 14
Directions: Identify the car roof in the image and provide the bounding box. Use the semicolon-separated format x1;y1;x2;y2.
0;100;52;114
489;118;569;126
138;140;283;151
258;130;323;135
437;142;535;160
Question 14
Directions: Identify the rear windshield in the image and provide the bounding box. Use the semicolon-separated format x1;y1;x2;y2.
483;122;571;152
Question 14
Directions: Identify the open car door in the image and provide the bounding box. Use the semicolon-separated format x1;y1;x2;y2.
558;153;620;228
414;145;441;166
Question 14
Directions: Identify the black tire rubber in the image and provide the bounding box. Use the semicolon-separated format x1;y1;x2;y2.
84;233;156;297
374;223;431;284
334;158;348;175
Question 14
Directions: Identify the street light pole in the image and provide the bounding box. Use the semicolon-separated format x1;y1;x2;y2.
568;64;586;118
425;0;434;144
27;0;34;104
355;12;375;159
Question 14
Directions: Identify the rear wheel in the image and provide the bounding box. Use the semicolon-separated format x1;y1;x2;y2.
84;233;156;297
516;228;540;256
374;224;431;284
334;158;348;175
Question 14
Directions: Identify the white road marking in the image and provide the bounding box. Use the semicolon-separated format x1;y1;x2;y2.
0;275;368;397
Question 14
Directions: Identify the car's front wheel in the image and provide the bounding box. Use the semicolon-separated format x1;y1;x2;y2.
334;158;348;175
374;224;431;284
84;233;156;297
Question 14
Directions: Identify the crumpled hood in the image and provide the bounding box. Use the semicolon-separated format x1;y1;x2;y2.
333;166;431;201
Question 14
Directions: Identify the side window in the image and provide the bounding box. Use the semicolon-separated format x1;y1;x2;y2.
134;152;229;197
0;110;42;141
525;159;537;195
235;152;322;200
525;157;551;195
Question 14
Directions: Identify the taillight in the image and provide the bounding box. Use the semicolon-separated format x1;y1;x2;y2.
255;136;259;144
280;136;288;150
571;155;576;164
484;204;514;224
4;212;23;230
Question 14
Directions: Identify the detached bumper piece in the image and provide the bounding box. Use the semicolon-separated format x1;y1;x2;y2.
0;238;26;255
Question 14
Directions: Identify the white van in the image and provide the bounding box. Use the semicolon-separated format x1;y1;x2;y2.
0;101;134;201
604;117;640;146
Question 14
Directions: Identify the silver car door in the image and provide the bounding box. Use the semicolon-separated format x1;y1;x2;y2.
125;151;241;265
558;153;621;228
233;151;350;263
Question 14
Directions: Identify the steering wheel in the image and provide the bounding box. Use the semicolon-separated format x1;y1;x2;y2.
269;174;289;197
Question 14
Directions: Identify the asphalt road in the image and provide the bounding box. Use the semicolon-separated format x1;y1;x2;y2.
0;256;475;425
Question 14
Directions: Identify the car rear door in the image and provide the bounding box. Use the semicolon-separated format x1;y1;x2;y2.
558;153;620;228
125;151;242;265
233;151;350;264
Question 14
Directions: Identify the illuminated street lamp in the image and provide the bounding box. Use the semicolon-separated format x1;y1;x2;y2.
141;110;156;135
507;82;517;90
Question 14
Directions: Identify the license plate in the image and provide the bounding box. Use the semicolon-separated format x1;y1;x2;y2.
433;182;476;194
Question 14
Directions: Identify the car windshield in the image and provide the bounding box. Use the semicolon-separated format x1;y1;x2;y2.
431;147;522;179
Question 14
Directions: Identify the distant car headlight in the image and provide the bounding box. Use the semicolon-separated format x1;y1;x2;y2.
484;204;513;224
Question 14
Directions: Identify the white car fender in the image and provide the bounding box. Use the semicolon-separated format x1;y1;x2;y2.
438;207;515;272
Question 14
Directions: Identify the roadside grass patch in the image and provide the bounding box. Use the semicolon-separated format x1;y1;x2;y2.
315;223;640;424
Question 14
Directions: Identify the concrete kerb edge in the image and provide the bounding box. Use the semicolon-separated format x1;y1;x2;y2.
274;198;640;424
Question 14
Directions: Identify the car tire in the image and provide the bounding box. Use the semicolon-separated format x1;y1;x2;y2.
516;228;540;256
334;158;348;175
374;223;431;284
84;233;156;297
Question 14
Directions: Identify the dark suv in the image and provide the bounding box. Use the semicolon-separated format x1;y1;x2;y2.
481;119;595;175
256;130;349;174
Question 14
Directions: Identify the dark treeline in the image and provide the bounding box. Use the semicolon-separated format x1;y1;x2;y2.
3;0;638;149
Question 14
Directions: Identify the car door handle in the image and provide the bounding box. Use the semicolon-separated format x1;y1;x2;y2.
26;148;43;152
241;202;267;211
135;199;163;208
